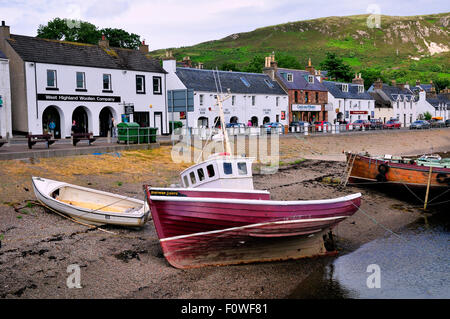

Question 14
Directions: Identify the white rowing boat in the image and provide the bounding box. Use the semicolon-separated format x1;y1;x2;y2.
32;177;150;227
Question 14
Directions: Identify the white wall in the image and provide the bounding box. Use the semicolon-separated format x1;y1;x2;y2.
0;58;12;137
327;93;375;123
163;61;289;129
24;62;167;137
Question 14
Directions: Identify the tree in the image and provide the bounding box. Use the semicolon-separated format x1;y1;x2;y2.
37;18;142;49
220;62;241;72
319;52;353;82
359;68;387;90
101;28;141;49
276;53;302;69
423;112;432;120
242;55;265;73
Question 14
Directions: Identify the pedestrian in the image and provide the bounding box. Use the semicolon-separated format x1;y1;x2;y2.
110;117;116;137
247;120;252;127
71;120;77;134
48;120;56;138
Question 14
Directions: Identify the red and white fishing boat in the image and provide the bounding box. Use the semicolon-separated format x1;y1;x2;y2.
144;71;361;269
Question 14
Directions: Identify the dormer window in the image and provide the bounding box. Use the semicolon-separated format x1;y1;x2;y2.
342;84;348;92
308;75;314;84
287;73;293;82
358;85;364;93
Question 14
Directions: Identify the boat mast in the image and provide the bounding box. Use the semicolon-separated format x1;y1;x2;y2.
213;69;232;155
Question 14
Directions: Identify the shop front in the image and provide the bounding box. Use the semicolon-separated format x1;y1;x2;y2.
292;104;326;123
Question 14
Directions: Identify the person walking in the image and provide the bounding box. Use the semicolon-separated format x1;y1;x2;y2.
48;120;56;138
71;120;77;134
110;117;116;137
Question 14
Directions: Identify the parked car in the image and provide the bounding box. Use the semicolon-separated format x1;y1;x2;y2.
383;119;401;129
409;120;431;129
369;119;383;130
346;120;370;130
263;122;283;134
226;123;246;128
290;121;308;127
313;121;332;130
446;119;450;127
428;119;446;128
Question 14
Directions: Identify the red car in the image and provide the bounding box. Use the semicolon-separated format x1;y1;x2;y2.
383;119;401;129
313;121;332;130
346;120;370;130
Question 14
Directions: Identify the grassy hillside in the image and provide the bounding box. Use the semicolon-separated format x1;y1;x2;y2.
150;13;450;86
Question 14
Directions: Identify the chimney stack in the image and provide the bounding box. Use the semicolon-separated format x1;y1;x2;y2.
374;78;383;90
391;79;396;87
182;56;192;68
98;34;109;49
0;20;11;53
352;72;364;85
305;57;315;75
416;79;420;87
263;53;277;80
139;40;149;54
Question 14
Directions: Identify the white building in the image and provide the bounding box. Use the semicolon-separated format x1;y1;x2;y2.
368;80;425;126
163;56;289;129
0;49;12;138
0;22;168;138
322;74;375;124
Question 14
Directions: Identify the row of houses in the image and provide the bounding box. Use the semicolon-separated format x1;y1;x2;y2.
0;21;448;139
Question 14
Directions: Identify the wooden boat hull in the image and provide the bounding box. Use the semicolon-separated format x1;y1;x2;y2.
346;153;450;190
32;177;150;227
144;186;361;268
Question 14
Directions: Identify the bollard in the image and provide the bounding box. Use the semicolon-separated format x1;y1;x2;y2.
304;123;309;136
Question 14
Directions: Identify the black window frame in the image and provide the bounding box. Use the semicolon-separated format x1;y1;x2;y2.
75;71;86;91
46;69;58;90
136;75;146;94
102;74;112;92
153;76;162;95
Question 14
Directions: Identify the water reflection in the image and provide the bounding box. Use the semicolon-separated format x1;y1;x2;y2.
289;212;449;299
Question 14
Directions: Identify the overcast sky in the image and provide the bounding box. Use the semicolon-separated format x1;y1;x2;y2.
1;0;449;50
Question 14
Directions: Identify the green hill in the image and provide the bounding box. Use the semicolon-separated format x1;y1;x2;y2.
150;13;450;86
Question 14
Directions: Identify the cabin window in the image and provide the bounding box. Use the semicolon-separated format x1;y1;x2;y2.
189;172;196;184
197;168;205;181
207;164;215;178
183;175;189;187
223;162;233;175
237;162;247;175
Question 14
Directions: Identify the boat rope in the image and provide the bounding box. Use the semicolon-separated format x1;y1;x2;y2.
350;202;405;242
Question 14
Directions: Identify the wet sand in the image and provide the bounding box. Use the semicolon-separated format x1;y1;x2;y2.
0;129;449;299
0;160;429;299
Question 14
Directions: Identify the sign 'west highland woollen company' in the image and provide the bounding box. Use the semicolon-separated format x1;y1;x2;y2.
37;94;121;103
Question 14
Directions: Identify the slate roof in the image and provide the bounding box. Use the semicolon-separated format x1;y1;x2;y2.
6;34;166;73
175;68;287;95
426;94;450;109
275;68;328;92
369;92;391;108
322;81;373;100
0;49;7;59
367;83;416;102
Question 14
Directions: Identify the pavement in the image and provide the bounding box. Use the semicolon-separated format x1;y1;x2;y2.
1;127;448;161
0;136;167;160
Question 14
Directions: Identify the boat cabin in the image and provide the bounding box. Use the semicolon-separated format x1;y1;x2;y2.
180;153;255;190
